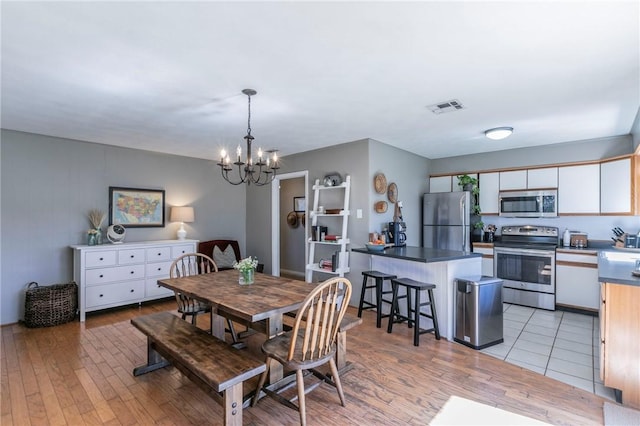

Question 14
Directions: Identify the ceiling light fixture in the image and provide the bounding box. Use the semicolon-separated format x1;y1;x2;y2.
217;89;279;186
484;127;514;140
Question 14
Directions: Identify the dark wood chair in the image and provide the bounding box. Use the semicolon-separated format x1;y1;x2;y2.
252;277;352;426
169;253;240;342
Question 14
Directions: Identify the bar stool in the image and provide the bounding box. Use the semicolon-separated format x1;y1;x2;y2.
357;270;397;328
387;277;441;346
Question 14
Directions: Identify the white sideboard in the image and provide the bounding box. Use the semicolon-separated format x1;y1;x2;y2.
71;240;198;321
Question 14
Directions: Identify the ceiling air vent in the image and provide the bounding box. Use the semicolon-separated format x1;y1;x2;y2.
427;99;465;114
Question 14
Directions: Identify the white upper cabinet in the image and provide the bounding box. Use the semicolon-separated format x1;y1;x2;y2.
558;164;600;214
479;172;500;214
527;167;558;189
600;157;632;214
499;170;527;190
429;176;452;193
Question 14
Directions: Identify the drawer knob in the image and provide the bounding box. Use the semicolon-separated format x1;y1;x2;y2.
99;257;104;261
130;255;135;258
157;267;162;271
130;289;134;293
99;294;104;297
157;252;161;256
130;271;134;274
99;274;104;278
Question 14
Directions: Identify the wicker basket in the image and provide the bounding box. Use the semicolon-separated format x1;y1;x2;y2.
24;281;78;328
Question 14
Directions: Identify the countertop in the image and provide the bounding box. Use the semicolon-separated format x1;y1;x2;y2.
352;245;481;263
598;250;640;287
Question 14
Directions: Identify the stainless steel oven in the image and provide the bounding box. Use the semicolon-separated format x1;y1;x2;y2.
493;225;558;310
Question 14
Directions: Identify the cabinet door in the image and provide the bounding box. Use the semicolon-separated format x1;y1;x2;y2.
555;252;599;310
558;164;600;213
527;167;558;189
479;172;499;214
429;176;452;193
499;170;527;190
600;157;631;214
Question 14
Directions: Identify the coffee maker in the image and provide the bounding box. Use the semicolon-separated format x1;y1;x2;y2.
388;221;407;247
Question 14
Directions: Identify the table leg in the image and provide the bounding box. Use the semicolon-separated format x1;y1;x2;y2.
266;315;284;383
211;311;226;340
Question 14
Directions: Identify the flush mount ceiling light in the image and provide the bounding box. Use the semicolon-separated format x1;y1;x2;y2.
485;127;514;140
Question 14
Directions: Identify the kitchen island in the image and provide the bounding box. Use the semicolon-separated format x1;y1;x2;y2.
351;246;482;341
597;249;640;410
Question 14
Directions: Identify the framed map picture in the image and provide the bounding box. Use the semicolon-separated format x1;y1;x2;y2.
109;187;165;227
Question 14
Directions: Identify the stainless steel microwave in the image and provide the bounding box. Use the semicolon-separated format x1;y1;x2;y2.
499;189;558;218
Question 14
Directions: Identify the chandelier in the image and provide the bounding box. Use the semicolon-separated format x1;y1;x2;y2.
217;89;279;186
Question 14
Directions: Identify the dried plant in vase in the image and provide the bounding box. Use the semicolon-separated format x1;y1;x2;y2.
87;209;106;245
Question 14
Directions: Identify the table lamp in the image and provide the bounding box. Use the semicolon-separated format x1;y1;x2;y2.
170;206;194;240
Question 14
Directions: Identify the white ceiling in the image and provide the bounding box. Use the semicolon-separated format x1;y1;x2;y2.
2;1;638;160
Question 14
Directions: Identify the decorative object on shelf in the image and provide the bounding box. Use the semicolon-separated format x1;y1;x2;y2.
387;182;398;203
109;187;165;227
294;196;306;212
106;224;126;244
234;256;258;285
217;89;279;186
286;211;299;228
87;209;105;246
374;200;388;213
374;173;387;194
324;208;341;214
323;173;342;187
170;206;195;240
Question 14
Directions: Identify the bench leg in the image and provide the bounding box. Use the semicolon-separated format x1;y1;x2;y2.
223;383;243;426
133;338;170;376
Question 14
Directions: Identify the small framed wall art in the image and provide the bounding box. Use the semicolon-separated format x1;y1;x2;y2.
109;186;165;227
294;196;306;212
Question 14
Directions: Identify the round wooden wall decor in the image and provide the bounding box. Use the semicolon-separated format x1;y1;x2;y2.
374;173;387;194
374;201;388;213
286;211;299;228
387;182;398;203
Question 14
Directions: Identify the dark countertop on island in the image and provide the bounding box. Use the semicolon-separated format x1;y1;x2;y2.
352;245;481;263
598;250;640;287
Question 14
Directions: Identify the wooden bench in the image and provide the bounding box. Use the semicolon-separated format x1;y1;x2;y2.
284;310;362;371
131;311;266;426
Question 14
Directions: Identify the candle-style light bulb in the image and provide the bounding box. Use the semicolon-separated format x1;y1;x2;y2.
272;152;278;165
225;155;230;165
220;149;226;163
236;145;242;156
257;148;263;159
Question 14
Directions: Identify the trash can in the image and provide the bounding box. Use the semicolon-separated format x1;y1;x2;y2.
454;276;503;350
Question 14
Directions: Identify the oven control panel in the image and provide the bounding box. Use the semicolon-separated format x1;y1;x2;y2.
501;225;558;237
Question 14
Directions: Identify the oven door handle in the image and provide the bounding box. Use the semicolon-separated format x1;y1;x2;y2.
494;247;555;256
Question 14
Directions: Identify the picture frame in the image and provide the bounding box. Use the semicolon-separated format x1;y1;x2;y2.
109;187;165;227
294;196;306;213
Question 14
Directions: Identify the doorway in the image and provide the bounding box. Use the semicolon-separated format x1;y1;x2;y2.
271;171;308;278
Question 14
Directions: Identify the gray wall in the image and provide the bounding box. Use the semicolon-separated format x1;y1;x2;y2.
632;107;640;151
0;130;246;324
279;177;305;275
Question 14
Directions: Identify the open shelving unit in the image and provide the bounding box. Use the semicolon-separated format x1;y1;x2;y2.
305;175;351;282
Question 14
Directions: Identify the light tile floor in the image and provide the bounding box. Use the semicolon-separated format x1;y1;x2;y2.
481;303;617;401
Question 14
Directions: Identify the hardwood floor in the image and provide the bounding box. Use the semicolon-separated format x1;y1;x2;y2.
1;299;605;425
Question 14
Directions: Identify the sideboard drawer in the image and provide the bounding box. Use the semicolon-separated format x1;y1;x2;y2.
118;248;146;265
85;264;145;285
172;244;195;258
146;261;173;278
85;280;145;308
146;278;174;298
146;246;171;261
85;250;117;268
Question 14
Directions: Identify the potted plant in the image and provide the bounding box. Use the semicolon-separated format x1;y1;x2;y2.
457;175;483;242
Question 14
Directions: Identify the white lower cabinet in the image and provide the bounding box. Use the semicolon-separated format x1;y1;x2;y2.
472;244;494;277
555;250;599;311
72;239;198;321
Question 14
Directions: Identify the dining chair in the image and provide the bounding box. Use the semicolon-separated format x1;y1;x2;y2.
252;277;352;426
169;253;240;342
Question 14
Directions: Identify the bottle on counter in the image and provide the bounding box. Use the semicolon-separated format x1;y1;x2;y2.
563;228;571;247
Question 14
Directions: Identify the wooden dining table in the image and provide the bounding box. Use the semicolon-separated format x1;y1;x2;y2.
157;269;316;383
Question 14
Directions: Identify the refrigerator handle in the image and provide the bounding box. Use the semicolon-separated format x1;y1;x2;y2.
460;195;468;251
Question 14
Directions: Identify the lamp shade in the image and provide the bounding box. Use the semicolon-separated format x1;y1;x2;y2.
170;206;194;223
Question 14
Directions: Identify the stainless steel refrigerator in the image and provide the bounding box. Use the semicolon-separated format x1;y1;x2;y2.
423;192;471;251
